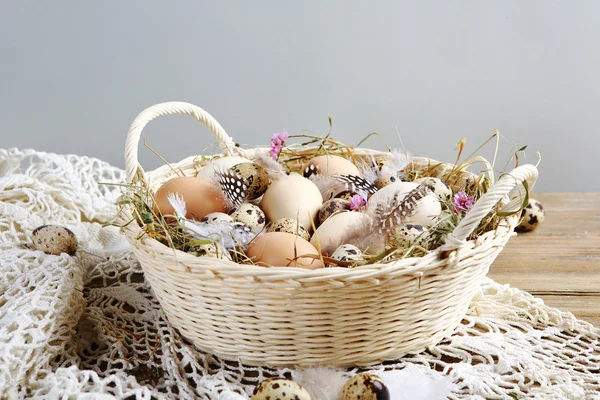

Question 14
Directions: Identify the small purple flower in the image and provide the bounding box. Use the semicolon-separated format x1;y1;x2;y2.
453;191;475;214
270;131;288;160
349;194;367;211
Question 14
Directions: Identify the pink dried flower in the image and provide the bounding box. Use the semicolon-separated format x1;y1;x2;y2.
270;131;288;160
349;194;367;211
453;191;475;214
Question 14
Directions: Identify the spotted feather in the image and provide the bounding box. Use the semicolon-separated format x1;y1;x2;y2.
214;167;248;209
333;174;378;197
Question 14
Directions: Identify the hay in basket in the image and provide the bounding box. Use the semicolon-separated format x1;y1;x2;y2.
119;101;538;368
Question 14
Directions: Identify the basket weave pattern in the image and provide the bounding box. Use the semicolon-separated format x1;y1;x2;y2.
121;102;538;367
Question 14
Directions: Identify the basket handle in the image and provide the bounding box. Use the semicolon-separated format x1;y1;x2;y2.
125;101;239;183
441;164;538;251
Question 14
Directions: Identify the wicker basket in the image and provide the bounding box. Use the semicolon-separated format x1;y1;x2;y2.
121;101;538;368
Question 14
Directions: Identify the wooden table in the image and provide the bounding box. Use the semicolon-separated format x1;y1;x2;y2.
489;193;600;327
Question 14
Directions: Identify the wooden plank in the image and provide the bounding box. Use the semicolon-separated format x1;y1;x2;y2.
488;192;600;327
536;294;600;327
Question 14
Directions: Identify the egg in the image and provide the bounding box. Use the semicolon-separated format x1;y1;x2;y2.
230;203;266;234
374;174;399;189
268;218;311;241
414;177;453;202
31;225;78;256
311;211;372;256
516;198;545;232
229;162;270;200
260;174;323;232
395;224;429;247
341;373;390;400
335;191;357;201
331;244;363;265
153;176;228;220
318;198;351;224
201;212;234;224
251;378;312;400
196;156;250;182
368;181;442;227
187;242;231;260
303;155;359;177
246;232;324;268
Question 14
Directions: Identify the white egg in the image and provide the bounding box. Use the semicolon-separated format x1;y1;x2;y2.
368;181;442;227
310;211;372;256
196;156;250;182
260;174;323;232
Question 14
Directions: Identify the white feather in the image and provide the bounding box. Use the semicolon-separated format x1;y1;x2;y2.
357;155;380;183
309;174;346;200
381;148;412;176
380;365;456;400
291;367;348;400
167;192;187;219
251;147;288;181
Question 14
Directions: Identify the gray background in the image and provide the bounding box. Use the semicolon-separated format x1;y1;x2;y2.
1;1;598;192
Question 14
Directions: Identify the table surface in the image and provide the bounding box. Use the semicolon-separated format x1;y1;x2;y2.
489;192;600;327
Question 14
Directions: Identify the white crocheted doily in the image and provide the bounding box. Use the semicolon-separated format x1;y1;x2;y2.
0;149;598;400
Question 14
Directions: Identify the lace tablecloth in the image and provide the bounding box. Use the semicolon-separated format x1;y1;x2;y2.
0;149;598;399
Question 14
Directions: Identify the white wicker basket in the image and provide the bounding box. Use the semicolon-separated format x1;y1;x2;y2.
121;101;538;368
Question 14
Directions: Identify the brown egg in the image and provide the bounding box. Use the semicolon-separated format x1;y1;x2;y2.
153;176;228;220
247;232;324;269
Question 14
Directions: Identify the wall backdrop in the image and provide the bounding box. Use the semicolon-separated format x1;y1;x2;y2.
1;1;598;192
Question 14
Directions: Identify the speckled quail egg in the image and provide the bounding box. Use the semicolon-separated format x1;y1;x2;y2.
31;225;78;256
516;198;545;232
395;224;429;247
268;218;311;241
331;244;363;265
374;174;400;189
230;203;266;234
335;191;358;201
201;212;234;224
187;242;232;260
341;373;390;400
414;177;453;202
318;198;351;224
229;162;270;200
251;378;312;400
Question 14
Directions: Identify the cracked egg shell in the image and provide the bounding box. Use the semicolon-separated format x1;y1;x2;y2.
247;232;324;269
260;174;322;233
251;378;311;400
342;373;390;400
153;176;228;220
303;155;359;177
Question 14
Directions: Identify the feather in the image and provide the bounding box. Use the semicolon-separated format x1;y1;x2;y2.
381;148;412;177
380;365;456;400
356;155;380;184
291;367;348;400
251;148;288;181
213;166;248;209
167;193;254;248
332;174;378;198
309;174;347;201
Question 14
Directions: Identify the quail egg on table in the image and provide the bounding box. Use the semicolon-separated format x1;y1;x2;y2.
229;162;270;200
251;378;312;400
201;212;234;224
268;218;311;241
318;198;351;224
230;204;266;234
516;198;545;232
341;373;390;400
395;224;429;247
31;225;78;256
414;177;453;202
331;244;363;265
